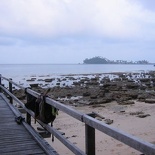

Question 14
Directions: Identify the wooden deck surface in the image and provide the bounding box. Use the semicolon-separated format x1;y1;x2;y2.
0;93;58;155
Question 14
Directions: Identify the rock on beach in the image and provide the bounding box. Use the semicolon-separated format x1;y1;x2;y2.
13;71;155;107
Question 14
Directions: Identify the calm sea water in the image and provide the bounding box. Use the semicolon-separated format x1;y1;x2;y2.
0;64;154;78
0;64;154;88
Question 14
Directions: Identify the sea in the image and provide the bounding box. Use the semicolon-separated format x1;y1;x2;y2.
0;64;155;88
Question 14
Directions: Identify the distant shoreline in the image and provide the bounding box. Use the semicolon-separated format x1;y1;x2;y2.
0;63;155;65
1;64;154;80
83;63;155;65
83;56;155;65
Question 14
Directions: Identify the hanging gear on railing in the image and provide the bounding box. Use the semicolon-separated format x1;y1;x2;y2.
25;88;58;141
25;88;58;124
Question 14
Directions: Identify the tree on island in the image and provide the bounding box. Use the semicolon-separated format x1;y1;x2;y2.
83;56;110;64
83;56;149;64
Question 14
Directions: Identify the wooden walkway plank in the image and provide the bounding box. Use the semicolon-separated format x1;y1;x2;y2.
3;149;46;155
0;93;59;155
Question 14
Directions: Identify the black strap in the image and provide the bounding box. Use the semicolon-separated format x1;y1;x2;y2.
15;116;25;124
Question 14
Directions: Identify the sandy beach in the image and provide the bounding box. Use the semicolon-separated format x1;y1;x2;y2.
39;100;155;155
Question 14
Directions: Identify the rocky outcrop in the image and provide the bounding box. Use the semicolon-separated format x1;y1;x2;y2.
13;71;155;106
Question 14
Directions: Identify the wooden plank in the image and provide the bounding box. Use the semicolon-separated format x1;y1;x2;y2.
83;114;155;155
0;93;59;155
3;149;46;155
0;142;37;148
23;121;59;155
0;139;35;145
0;144;41;153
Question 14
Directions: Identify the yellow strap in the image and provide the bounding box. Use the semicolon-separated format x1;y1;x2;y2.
52;107;58;116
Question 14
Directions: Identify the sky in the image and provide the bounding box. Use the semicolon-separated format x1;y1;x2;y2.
0;0;155;64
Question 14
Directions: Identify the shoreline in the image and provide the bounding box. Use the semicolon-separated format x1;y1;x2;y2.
3;70;154;88
12;70;155;106
1;64;154;79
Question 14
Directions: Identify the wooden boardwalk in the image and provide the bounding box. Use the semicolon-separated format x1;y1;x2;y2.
0;93;58;155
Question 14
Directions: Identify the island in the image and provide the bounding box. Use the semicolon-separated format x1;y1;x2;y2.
83;56;150;64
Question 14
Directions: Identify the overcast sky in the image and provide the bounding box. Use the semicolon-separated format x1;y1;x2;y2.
0;0;155;64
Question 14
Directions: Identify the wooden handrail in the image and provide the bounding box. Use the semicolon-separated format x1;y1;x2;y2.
0;74;155;155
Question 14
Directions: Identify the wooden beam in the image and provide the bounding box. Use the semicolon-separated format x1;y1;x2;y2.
82;114;155;155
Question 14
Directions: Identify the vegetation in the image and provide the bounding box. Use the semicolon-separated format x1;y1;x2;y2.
83;56;149;64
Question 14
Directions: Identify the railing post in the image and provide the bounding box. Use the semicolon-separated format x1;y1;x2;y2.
26;112;31;125
26;93;32;125
9;78;13;104
85;113;96;155
0;74;1;92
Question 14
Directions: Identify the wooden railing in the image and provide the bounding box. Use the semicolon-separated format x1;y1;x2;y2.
0;74;155;155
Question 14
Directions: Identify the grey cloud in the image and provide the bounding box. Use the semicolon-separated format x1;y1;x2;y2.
1;0;154;39
0;0;155;64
